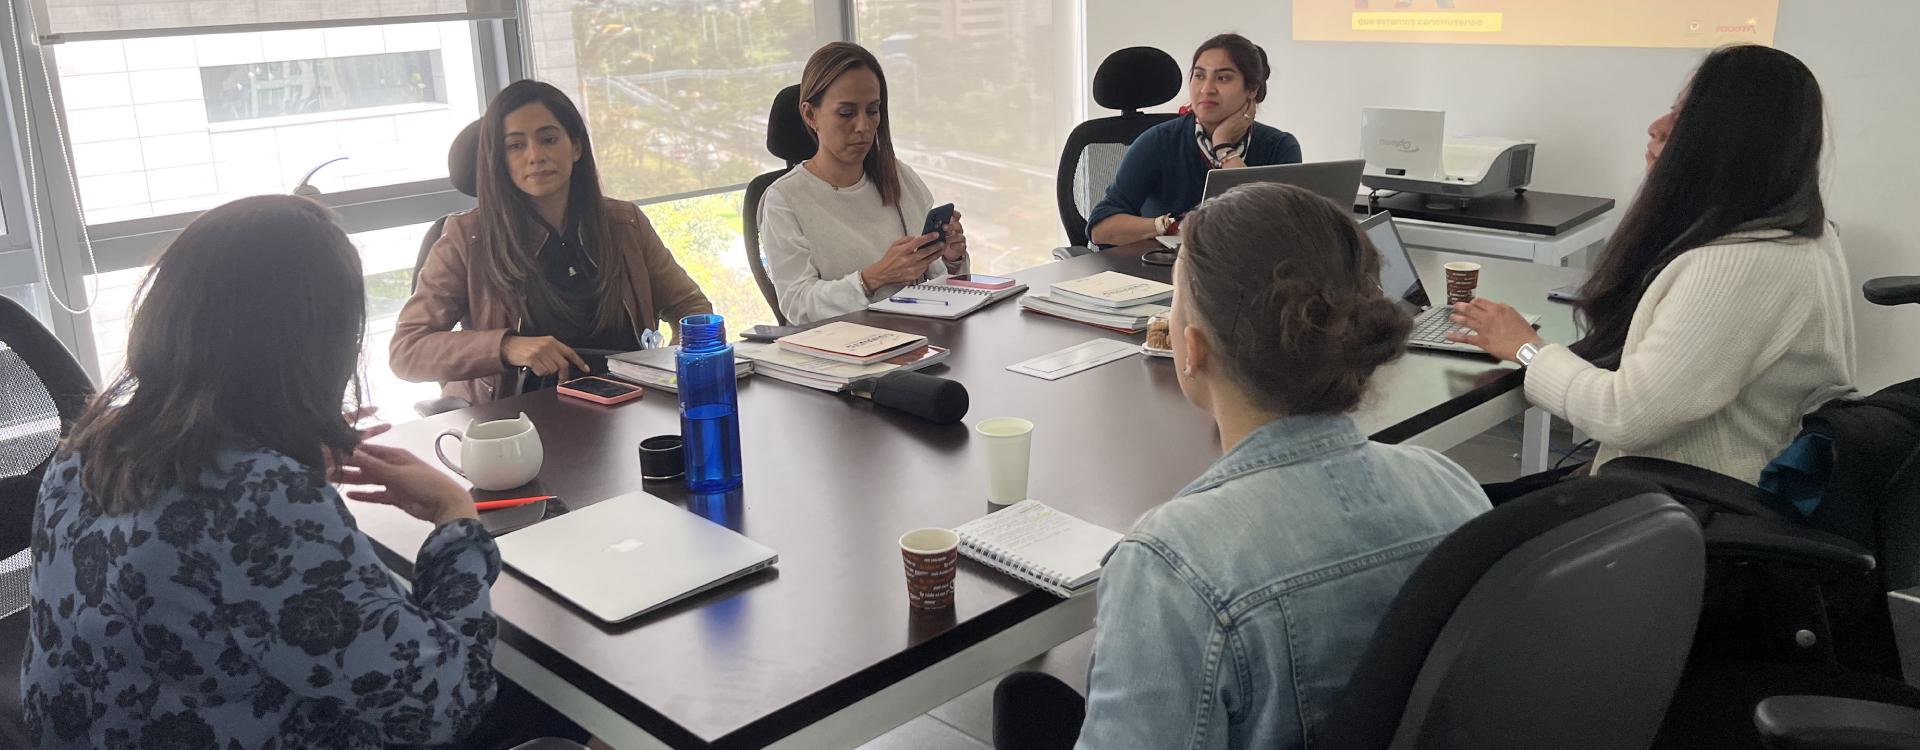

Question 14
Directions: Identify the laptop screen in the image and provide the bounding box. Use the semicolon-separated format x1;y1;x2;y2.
1359;212;1431;312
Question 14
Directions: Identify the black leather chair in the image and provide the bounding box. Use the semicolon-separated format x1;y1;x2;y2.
412;118;483;418
1603;275;1920;750
1053;46;1182;254
0;295;94;747
1322;476;1703;750
742;84;812;326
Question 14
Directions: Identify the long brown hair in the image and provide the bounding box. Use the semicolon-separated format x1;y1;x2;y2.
798;42;905;207
64;196;366;512
1574;45;1826;363
472;80;628;332
1180;184;1410;415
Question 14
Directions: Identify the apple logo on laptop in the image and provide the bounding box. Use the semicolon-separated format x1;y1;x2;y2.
608;538;645;553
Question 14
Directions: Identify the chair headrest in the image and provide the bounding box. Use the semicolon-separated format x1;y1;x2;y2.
1092;47;1182;113
767;84;814;165
449;118;481;198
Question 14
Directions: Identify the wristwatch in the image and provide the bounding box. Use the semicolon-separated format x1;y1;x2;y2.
1516;341;1542;368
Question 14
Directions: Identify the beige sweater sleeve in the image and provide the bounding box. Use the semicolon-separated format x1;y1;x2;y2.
1523;244;1813;451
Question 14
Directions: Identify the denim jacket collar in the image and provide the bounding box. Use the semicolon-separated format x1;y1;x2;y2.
1177;414;1367;498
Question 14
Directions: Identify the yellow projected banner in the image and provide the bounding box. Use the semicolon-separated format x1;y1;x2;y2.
1297;0;1779;49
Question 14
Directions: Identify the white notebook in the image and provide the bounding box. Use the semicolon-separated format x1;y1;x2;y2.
954;500;1124;598
866;281;1029;319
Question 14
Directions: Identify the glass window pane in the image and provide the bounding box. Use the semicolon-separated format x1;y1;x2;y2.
57;21;484;226
855;0;1082;275
642;190;776;334
533;0;818;199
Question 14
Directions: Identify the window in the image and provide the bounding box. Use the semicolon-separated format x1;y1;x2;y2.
855;0;1083;275
56;21;483;225
201;50;446;123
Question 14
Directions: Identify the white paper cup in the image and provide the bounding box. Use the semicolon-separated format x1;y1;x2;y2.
976;417;1034;506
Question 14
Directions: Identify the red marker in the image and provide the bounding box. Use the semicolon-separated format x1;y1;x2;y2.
474;495;555;512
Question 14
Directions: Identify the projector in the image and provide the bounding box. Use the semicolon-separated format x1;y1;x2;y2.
1360;107;1536;207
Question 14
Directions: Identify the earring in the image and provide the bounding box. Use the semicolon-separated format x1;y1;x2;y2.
1181;364;1195;377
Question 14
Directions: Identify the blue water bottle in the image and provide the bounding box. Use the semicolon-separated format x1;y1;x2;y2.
676;314;744;492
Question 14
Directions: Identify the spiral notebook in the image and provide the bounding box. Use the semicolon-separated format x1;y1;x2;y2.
865;281;1029;319
954;500;1123;598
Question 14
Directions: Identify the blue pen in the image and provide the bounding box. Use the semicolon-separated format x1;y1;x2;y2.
888;296;950;306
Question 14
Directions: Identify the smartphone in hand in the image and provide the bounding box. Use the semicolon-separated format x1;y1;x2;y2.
918;203;956;249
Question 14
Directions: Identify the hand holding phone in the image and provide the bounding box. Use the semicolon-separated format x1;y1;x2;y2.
918;203;956;249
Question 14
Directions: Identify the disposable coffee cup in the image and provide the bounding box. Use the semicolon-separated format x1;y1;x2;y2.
976;417;1034;507
900;528;960;610
1444;262;1482;305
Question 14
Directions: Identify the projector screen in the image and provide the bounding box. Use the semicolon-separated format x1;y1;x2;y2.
1294;0;1780;49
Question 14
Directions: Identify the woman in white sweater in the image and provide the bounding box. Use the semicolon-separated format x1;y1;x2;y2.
758;42;970;324
1451;44;1855;487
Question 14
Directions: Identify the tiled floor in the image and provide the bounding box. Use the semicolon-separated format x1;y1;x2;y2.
859;423;1559;749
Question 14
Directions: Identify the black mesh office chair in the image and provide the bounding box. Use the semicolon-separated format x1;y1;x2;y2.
1052;46;1182;255
412;119;483;418
742;84;812;326
1322;476;1703;750
0;295;94;747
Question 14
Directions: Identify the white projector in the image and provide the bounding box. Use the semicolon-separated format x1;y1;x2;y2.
1360;107;1536;205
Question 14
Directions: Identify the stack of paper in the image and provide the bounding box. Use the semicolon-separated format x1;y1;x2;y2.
1018;272;1172;333
606;348;752;393
737;342;950;392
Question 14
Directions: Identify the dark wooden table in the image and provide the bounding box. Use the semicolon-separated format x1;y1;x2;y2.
356;241;1585;749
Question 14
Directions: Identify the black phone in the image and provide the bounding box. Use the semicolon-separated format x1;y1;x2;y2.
918;203;956;249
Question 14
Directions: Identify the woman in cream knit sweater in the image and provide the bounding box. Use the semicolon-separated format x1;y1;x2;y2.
1451;45;1855;486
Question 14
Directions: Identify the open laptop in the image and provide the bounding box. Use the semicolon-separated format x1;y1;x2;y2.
1360;211;1538;354
1202;158;1367;207
496;491;777;623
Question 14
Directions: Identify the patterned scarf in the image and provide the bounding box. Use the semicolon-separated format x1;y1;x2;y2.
1195;115;1252;169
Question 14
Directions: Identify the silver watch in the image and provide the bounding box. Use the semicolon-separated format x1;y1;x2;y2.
1516;341;1542;368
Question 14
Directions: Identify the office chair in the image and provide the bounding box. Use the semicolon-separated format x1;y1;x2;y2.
412;118;484;418
0;295;94;747
742;84;811;326
1321;476;1702;750
1595;275;1920;749
1052;46;1183;257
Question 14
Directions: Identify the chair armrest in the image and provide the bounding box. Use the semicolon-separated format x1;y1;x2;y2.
1863;276;1920;307
1755;696;1920;750
1052;245;1096;261
1599;456;1799;521
414;397;472;418
1707;513;1876;573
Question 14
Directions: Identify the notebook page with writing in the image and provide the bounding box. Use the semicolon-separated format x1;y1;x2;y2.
866;281;1029;319
955;500;1123;596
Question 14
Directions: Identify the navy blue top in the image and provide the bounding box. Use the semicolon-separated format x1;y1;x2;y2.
1086;113;1303;239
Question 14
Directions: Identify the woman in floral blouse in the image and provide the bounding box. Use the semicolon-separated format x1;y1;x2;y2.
21;195;574;749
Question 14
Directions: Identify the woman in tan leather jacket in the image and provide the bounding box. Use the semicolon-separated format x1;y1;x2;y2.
392;80;711;404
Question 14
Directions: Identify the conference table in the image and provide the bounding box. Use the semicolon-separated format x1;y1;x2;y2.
356;240;1586;749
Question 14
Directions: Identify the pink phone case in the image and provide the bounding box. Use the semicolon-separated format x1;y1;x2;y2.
557;376;645;405
946;276;1015;291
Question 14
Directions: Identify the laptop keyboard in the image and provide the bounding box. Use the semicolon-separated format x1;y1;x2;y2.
1409;307;1470;344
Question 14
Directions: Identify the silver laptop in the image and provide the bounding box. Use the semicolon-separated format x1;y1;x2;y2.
497;491;778;623
1202;158;1367;207
1359;211;1538;354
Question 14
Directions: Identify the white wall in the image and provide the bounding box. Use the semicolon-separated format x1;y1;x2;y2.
1088;0;1919;391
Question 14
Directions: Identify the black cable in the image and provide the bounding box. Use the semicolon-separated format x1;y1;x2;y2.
1553;439;1597;471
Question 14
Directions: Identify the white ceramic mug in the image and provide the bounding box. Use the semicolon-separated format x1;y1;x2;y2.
435;412;543;491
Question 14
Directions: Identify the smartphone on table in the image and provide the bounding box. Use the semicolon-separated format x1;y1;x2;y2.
918;203;956;249
946;274;1016;291
557;375;644;405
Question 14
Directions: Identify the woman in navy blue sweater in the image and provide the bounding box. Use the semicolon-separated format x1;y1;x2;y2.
1087;33;1303;247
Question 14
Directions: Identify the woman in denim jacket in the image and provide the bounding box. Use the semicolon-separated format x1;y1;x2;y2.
995;183;1491;750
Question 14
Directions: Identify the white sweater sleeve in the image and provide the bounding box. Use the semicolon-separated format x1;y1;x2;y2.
1524;245;1810;451
759;183;872;325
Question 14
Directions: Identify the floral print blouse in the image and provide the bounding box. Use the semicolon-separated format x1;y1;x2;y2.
21;446;502;749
